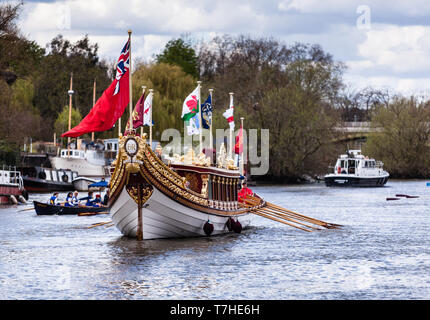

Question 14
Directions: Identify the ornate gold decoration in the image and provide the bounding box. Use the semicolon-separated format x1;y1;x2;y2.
126;183;153;206
108;132;251;216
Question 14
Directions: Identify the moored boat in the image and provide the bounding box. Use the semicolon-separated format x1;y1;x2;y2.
0;165;28;204
324;150;389;187
72;176;98;191
33;200;108;215
22;166;78;193
50;147;110;178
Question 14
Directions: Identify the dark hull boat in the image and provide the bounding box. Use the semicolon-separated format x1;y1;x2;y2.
324;150;389;188
324;175;389;187
22;167;78;193
33;201;108;215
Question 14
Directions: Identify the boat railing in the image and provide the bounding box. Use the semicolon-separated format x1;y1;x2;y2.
1;165;22;186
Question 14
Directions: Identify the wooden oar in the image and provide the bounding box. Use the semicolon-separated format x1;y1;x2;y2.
87;221;112;229
251;210;313;232
78;211;109;216
254;207;322;230
386;197;400;201
261;201;341;228
18;207;34;212
242;201;321;229
242;201;320;231
253;206;322;230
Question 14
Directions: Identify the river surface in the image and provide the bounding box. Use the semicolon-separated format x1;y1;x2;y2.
0;180;429;300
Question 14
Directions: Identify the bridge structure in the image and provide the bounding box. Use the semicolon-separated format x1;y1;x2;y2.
333;122;381;142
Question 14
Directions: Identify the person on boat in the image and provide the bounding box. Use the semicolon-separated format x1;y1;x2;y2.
238;180;254;203
92;194;102;207
71;191;80;206
103;189;109;206
64;192;74;207
84;191;95;206
49;192;60;205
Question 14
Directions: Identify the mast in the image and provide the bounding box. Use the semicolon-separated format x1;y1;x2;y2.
140;86;146;137
128;30;133;135
91;79;96;142
67;72;74;158
209;88;214;160
240;117;244;176
228;92;234;160
149;88;154;148
197;81;202;154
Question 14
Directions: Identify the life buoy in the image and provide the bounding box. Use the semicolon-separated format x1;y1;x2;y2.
38;171;46;180
62;174;68;183
203;220;214;236
337;166;341;174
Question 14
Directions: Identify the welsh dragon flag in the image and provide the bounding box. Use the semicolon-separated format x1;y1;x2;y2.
181;86;200;135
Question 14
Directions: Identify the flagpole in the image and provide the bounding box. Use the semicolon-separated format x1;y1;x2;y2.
240;117;244;176
229;92;234;159
149;88;154;148
209;88;214;160
197;81;202;154
91;78;96;142
128;30;133;136
67;72;74;158
141;86;146;137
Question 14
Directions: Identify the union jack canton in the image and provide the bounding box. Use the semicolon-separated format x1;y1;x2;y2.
114;39;130;95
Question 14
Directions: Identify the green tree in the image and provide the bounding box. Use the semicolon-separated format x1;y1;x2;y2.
364;96;430;178
33;34;110;139
131;62;196;139
156;38;199;79
198;35;344;180
54;105;83;139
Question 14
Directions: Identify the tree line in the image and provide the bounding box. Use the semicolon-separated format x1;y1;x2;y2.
1;2;430;179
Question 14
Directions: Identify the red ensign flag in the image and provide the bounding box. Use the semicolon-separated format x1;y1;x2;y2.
234;123;243;155
62;40;130;138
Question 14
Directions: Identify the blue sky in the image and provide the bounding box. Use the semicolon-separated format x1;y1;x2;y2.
15;0;430;96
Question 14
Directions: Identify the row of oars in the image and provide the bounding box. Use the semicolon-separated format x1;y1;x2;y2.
242;196;341;232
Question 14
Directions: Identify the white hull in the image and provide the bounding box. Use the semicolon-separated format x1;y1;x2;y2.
50;157;107;177
72;177;98;191
111;187;251;240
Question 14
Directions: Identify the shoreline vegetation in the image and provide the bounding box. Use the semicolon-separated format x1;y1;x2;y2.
2;2;430;180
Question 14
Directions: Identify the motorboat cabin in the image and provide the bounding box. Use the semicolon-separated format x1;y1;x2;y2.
324;150;389;187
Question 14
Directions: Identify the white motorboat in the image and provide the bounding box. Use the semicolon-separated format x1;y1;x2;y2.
324;150;389;187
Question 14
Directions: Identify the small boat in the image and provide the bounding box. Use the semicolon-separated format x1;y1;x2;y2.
72;176;98;191
324;150;389;187
49;140;115;178
33;200;108;215
22;166;78;193
0;165;28;205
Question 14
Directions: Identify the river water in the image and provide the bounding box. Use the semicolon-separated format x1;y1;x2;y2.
0;180;429;300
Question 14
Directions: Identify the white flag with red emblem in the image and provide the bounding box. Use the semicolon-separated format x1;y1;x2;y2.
223;94;235;130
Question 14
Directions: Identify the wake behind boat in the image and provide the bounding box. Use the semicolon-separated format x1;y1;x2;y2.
324;150;389;187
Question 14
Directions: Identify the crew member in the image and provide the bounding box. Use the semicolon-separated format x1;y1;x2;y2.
64;192;73;207
238;180;253;203
49;192;60;205
71;191;80;206
93;194;102;207
85;191;95;206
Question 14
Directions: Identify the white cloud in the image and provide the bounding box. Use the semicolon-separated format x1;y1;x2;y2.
14;0;430;94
